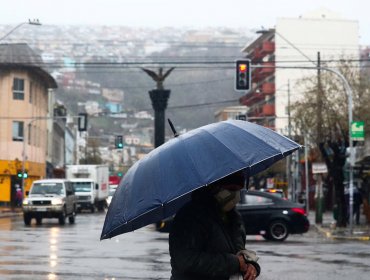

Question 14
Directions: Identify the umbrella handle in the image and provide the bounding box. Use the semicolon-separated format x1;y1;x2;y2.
168;119;179;137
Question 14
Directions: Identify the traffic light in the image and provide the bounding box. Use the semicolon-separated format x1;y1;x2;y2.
78;113;88;131
17;170;28;178
115;135;124;149
235;59;251;91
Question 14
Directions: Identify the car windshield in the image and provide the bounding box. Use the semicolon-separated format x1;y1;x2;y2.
244;194;273;205
72;182;92;192
31;182;64;195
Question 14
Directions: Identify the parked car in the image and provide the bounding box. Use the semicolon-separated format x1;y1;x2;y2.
237;190;309;241
156;190;310;241
22;179;77;225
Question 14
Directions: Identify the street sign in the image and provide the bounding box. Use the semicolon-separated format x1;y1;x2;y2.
78;113;88;131
312;163;328;174
351;121;364;141
236;114;246;121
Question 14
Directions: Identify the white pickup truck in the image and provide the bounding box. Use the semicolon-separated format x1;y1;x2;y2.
22;179;77;225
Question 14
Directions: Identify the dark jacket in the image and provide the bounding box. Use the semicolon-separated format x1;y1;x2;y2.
169;196;246;280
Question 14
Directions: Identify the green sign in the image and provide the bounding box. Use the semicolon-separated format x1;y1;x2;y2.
351;121;364;141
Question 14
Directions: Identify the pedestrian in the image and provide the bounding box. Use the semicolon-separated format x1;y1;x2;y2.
16;187;23;207
345;186;363;225
169;172;261;280
353;187;363;225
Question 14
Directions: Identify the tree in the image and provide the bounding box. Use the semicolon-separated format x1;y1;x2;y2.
291;59;370;226
79;138;103;164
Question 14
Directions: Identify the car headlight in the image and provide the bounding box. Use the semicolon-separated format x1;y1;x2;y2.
52;198;64;205
22;199;30;205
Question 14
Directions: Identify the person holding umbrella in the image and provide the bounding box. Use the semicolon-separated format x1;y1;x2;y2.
101;120;300;279
169;171;261;280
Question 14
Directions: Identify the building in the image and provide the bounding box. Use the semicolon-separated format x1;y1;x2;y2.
214;106;247;122
0;43;57;206
240;8;359;135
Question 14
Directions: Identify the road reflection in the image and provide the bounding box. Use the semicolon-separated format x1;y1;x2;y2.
48;227;60;278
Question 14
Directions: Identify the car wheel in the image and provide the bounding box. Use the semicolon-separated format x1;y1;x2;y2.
36;217;42;225
23;214;31;226
267;220;289;241
59;210;66;225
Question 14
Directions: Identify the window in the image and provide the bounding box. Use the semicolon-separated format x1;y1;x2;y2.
244;194;273;205
13;78;25;100
12;121;24;141
29;82;34;104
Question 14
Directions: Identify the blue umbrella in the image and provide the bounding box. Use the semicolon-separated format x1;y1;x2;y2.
101;120;301;240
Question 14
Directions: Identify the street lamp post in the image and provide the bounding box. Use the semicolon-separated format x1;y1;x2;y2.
0;19;41;41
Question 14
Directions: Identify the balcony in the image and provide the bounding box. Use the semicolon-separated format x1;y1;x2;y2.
259;62;275;77
239;91;264;106
251;48;263;62
250;41;275;63
262;104;275;116
251;67;261;81
252;62;275;82
247;109;261;119
262;82;275;95
260;41;275;55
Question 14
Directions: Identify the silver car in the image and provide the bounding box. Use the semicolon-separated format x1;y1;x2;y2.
22;179;77;225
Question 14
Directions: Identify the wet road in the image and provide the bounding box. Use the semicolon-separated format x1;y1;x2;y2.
0;212;369;280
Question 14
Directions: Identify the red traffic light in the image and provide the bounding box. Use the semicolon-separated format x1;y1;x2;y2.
238;63;247;73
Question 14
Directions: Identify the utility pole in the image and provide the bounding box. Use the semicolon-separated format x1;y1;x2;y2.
142;67;174;148
315;52;324;224
287;80;293;200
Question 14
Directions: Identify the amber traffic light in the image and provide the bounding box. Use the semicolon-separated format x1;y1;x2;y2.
235;59;251;91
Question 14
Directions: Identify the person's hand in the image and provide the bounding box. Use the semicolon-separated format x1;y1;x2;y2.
238;255;258;280
242;263;257;280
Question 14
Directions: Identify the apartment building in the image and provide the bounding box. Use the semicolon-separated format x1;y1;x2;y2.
239;8;359;135
0;43;57;206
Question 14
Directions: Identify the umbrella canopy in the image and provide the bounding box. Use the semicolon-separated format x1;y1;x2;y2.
101;120;301;240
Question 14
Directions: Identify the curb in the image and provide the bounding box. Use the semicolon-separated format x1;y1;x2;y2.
313;224;370;241
0;211;22;219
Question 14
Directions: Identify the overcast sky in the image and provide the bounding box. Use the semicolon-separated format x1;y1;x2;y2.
1;0;370;44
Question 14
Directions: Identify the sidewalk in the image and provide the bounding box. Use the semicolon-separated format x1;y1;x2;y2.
0;206;22;218
309;210;370;241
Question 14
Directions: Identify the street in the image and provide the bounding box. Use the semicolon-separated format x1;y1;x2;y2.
0;212;369;280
